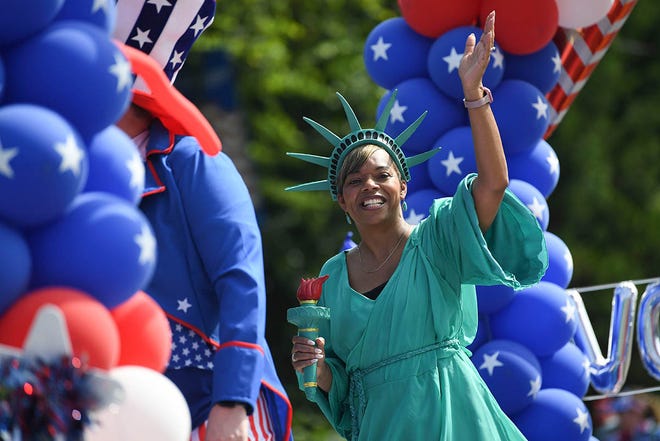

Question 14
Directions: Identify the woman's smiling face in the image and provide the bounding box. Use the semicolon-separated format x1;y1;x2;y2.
337;148;406;225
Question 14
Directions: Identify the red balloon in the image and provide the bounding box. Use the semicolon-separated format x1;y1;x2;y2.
111;291;171;372
398;0;480;38
480;0;558;55
0;286;120;369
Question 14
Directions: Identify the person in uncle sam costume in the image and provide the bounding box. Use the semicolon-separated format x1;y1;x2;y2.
113;1;293;440
287;12;547;441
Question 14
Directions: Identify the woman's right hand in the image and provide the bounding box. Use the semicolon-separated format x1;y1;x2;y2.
291;336;331;392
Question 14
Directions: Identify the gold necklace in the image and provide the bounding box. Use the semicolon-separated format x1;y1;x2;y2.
358;227;409;274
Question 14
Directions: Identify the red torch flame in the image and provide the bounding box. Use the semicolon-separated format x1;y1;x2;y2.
296;275;329;302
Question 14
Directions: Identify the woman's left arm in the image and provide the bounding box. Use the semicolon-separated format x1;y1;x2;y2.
459;10;508;232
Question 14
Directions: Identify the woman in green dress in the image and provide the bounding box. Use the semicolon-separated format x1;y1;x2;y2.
287;11;548;440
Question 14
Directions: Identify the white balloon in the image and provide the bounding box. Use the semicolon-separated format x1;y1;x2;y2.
556;0;614;29
84;366;191;441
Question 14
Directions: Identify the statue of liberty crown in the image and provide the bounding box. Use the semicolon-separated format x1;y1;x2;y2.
285;90;441;201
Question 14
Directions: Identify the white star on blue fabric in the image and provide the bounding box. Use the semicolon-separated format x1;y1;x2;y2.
134;224;156;265
405;209;426;225
389;100;407;124
131;28;153;49
491;47;504;69
54;134;85;176
371;36;392;61
442;47;463;73
109;52;133;93
479;351;504;376
527;197;546;221
561;299;577;323
0;141;19;179
177;298;192;313
573;408;590;433
532;96;549;119
527;375;541;398
147;0;171;13
169;50;184;68
189;15;208;37
441;151;464;176
126;152;145;190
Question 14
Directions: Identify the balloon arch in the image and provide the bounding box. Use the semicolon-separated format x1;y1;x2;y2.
0;0;656;440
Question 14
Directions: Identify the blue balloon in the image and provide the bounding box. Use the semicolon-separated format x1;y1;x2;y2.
540;341;590;398
0;0;65;45
507;138;560;198
542;231;574;289
476;284;516;314
0;221;31;314
363;17;434;89
427;26;504;100
472;339;542;415
428;126;476;195
490;281;578;356
508;179;549;231
3;21;132;140
512;388;593;441
0;54;5;102
0;104;87;228
405;188;444;225
84;125;144;205
377;78;466;154
27;192;157;309
491;79;550;154
503;40;561;94
467;314;490;353
54;0;117;34
405;157;434;195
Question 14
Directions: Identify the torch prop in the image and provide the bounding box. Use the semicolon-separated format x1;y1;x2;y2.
287;275;330;400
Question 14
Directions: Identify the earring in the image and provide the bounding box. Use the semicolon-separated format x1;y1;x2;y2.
402;200;408;212
345;212;352;224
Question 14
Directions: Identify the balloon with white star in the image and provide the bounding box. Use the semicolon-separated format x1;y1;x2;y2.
508;179;550;231
363;17;434;90
0;221;31;315
490;79;550;154
472;339;542;415
512;388;593;441
27;192;157;309
84;125;145;205
54;0;117;34
427;25;504;100
427;126;477;195
541;231;574;289
503;40;562;94
507;138;560;199
404;188;445;224
0;0;64;45
0;104;88;228
490;281;578;357
378;78;466;154
539;341;590;398
2;20;132;140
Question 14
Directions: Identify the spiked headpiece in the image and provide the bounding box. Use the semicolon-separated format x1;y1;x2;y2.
285;91;440;200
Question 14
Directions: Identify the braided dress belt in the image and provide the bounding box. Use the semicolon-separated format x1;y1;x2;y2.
347;338;463;441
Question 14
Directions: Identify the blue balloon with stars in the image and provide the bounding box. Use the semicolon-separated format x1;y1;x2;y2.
507;138;560;198
503;40;561;94
3;20;132;140
427;25;504;100
363;17;434;90
428;126;476;195
28;192;157;309
508;179;549;231
0;104;88;229
540;341;590;398
54;0;117;34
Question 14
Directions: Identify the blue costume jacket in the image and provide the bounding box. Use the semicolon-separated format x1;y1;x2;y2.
139;121;293;440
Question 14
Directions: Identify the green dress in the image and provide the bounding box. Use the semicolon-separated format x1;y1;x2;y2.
303;175;548;441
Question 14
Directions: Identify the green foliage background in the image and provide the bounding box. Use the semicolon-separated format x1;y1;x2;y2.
179;1;660;438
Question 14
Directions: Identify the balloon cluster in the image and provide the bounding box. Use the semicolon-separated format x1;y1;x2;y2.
0;1;187;439
360;1;634;440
